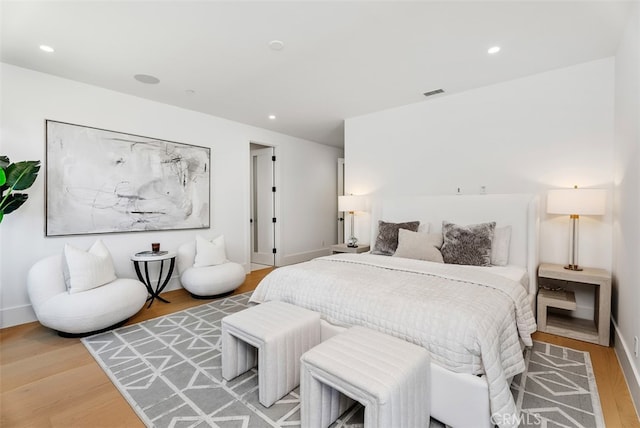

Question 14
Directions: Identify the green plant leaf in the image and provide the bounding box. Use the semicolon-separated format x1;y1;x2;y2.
0;168;5;187
0;210;3;223
0;156;9;169
1;193;28;214
6;160;40;191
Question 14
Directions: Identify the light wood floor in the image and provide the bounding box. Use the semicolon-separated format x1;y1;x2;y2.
1;266;638;427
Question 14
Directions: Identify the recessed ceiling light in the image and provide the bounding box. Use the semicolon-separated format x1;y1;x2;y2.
268;115;276;120
39;45;55;53
269;40;284;51
134;74;160;84
488;46;501;54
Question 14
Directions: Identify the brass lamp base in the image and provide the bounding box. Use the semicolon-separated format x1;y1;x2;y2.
565;214;583;271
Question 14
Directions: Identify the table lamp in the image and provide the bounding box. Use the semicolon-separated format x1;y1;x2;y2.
547;186;606;271
338;195;366;248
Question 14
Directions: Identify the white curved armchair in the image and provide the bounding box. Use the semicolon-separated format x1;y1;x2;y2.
27;255;148;336
177;240;246;298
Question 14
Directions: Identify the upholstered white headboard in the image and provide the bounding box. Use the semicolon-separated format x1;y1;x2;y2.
370;194;540;296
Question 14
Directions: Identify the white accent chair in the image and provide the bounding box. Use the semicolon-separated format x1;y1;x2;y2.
176;240;246;298
27;255;148;337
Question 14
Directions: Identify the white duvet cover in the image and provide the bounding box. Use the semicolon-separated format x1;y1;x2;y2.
250;253;537;426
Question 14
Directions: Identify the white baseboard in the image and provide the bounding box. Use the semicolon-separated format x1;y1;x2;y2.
1;304;37;329
280;248;332;266
612;318;640;420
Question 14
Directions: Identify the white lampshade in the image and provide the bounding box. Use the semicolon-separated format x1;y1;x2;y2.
338;195;366;212
547;188;606;215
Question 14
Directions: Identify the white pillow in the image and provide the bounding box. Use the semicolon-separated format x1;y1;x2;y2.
491;226;512;266
63;240;117;294
393;229;444;263
194;235;227;268
417;222;430;233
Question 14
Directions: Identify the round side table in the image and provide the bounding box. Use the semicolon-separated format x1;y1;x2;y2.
130;251;177;308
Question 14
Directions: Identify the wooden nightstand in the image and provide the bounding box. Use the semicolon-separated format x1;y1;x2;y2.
331;244;370;254
537;263;611;346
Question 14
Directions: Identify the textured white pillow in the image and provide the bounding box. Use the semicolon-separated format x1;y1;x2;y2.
393;229;444;263
491;226;512;266
194;235;227;268
63;240;117;294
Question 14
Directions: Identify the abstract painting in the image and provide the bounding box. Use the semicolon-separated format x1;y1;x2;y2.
46;120;210;236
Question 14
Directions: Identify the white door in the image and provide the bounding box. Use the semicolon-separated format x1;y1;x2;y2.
337;158;345;243
250;147;275;266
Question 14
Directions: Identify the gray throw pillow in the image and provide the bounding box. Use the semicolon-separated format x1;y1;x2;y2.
371;220;420;256
441;221;496;266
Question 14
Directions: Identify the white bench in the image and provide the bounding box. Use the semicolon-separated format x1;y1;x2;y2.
221;301;321;407
300;326;431;428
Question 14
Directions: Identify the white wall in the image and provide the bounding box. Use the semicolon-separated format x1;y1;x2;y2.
345;58;614;322
613;3;640;415
345;58;614;272
0;63;343;328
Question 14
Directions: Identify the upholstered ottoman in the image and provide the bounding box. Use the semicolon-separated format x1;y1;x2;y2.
221;301;321;407
300;326;431;428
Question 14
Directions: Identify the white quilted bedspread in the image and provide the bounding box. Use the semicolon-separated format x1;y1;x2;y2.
249;253;537;427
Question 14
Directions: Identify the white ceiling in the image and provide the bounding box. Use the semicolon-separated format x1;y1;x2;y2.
1;1;634;148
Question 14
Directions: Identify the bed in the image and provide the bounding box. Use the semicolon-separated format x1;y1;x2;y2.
250;194;539;428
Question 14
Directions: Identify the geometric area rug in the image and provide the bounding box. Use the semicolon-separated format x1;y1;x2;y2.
511;341;605;428
82;292;604;428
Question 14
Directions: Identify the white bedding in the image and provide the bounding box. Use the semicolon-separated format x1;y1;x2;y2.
465;264;529;287
250;253;537;426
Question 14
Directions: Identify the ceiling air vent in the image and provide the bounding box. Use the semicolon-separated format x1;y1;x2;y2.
423;89;444;97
